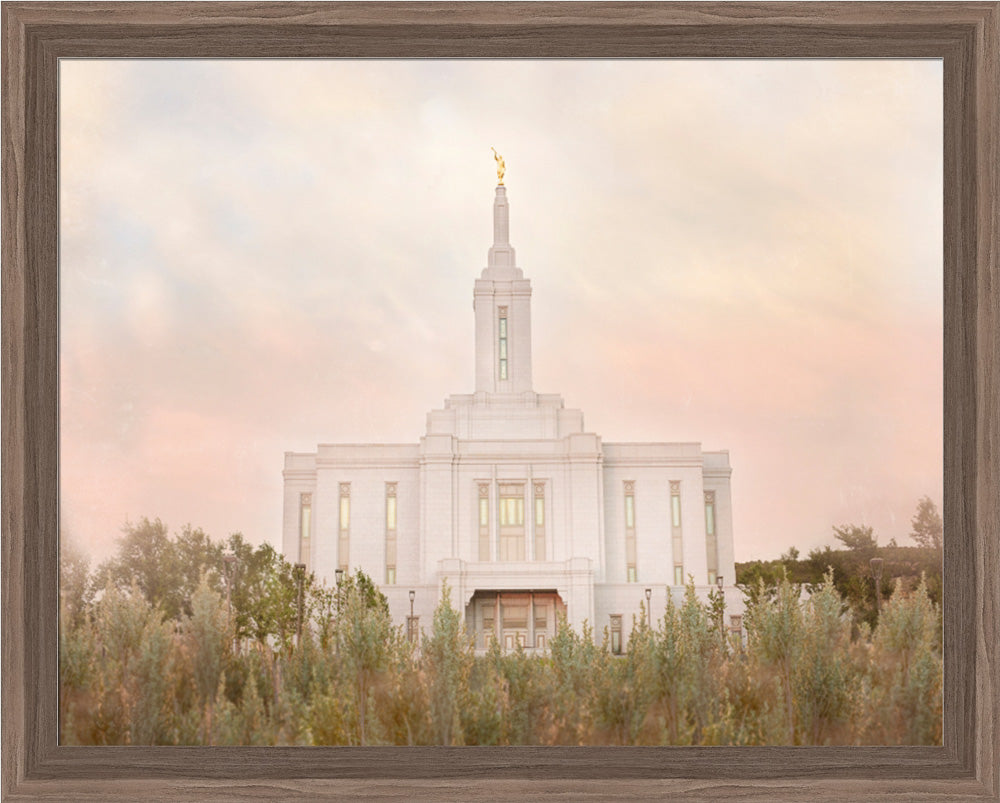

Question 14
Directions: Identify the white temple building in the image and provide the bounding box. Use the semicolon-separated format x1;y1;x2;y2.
283;176;739;652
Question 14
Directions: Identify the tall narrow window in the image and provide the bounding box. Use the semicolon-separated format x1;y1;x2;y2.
498;306;508;381
534;602;548;649
499;483;525;561
385;482;397;584
299;493;312;569
670;481;683;586
481;598;496;648
478;483;491;561
610;614;623;655
624;481;637;582
338;483;350;573
705;490;718;586
533;483;546;561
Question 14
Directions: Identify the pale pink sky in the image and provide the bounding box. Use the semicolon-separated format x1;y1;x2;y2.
59;60;943;563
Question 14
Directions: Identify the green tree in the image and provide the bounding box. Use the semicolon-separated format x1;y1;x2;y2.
746;574;802;743
424;580;474;745
95;518;183;619
832;524;877;551
461;646;504;745
173;524;225;615
674;583;723;744
130;613;176;744
91;582;161;743
382;632;431;745
94;519;229;622
226;539;308;651
589;629;629;744
186;577;229;742
216;667;268;745
591;606;656;745
60;539;94;631
909;496;943;550
549;616;597;744
870;575;942;744
792;571;856;744
59;594;96;743
623;603;658;744
651;595;685;743
336;570;393;745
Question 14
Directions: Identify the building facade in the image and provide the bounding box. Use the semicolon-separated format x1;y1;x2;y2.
283;182;739;651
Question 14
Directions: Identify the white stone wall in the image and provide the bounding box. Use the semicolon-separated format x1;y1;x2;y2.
602;443;713;588
283;437;741;644
283;445;420;587
704;450;736;589
281;452;316;565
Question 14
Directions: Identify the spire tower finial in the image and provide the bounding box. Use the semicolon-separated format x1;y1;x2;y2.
491;147;505;185
488;185;517;271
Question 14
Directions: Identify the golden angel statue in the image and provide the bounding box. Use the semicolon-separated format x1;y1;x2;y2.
491;147;506;185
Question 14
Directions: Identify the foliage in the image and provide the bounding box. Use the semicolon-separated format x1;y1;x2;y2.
832;524;878;552
423;580;473;745
746;574;802;742
909;497;943;550
61;518;943;747
869;575;943;744
737;540;942;633
780;546;799;563
335;570;394;745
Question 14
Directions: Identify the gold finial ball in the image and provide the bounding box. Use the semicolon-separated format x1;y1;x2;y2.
491;147;506;186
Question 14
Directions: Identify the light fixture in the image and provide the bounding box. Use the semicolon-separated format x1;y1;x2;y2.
716;575;724;590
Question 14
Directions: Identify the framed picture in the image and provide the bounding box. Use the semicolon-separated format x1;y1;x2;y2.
3;3;997;800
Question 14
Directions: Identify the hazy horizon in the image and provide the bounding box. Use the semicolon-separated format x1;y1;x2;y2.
60;59;943;565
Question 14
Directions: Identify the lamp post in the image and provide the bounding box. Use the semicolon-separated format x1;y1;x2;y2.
408;589;416;644
716;575;726;648
294;562;306;644
644;587;652;628
334;568;344;656
870;557;884;619
223;553;237;651
334;567;344;614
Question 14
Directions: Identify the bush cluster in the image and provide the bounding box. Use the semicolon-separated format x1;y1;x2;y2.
61;519;942;746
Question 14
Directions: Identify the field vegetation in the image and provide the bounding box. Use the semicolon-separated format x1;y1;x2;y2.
60;503;942;746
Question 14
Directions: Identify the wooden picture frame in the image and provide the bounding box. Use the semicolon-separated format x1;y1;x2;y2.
3;3;997;799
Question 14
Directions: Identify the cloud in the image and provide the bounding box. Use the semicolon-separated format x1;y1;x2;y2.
59;59;942;561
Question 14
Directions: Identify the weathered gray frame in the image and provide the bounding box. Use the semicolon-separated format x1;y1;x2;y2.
2;3;997;800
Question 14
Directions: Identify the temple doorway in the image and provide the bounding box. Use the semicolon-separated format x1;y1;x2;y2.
466;590;566;651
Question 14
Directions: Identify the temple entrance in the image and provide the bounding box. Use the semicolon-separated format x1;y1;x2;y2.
466;590;566;652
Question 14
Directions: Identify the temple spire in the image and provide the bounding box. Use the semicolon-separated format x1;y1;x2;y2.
475;177;531;394
487;185;517;271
